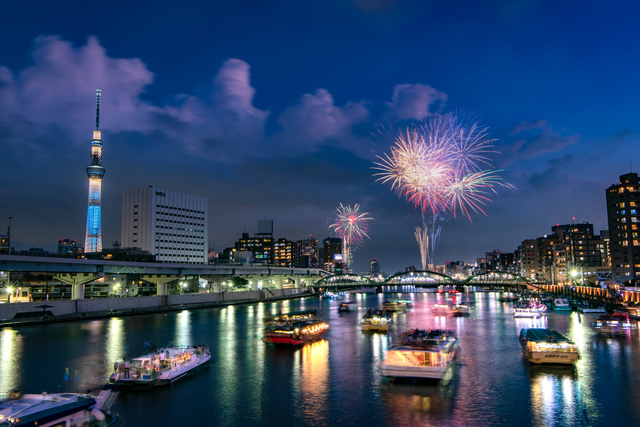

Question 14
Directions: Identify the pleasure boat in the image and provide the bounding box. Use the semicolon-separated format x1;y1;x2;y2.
519;328;580;365
264;309;317;325
451;304;472;316
594;312;634;335
577;301;607;314
513;300;547;318
380;329;459;380
110;344;211;388
552;298;572;311
382;300;408;312
338;302;358;312
0;390;116;427
360;309;391;331
264;320;329;345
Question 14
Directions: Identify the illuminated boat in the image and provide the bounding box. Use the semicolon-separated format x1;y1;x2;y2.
338;302;358;312
109;345;211;388
382;300;408;312
264;309;317;325
381;329;459;379
576;301;606;314
498;293;519;303
552;298;572;311
360;308;391;331
451;304;472;316
594;312;634;335
264;320;329;345
513;300;547;318
0;390;116;427
519;328;580;365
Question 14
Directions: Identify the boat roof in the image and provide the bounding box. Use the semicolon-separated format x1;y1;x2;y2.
130;345;203;361
520;328;572;343
0;393;95;426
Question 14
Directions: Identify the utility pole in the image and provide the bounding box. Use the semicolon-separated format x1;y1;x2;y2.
7;217;12;236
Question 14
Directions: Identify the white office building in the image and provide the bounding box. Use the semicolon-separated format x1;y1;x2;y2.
121;187;208;263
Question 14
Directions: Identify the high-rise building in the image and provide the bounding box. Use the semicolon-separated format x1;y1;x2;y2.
295;236;318;268
274;238;296;267
58;239;77;254
121;186;208;264
370;258;380;276
606;172;640;284
84;90;105;253
235;232;274;264
322;237;342;273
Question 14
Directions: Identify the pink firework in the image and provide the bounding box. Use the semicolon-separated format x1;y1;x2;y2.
329;204;373;261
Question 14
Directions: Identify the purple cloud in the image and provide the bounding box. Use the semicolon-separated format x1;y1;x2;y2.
499;119;579;165
384;83;447;121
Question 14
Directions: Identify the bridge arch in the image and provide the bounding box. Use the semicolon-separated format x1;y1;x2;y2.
464;271;531;285
315;274;374;286
384;270;455;285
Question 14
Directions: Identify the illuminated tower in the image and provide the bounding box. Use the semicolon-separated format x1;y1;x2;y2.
84;89;105;253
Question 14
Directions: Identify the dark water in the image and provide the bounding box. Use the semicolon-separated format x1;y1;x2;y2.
1;292;639;427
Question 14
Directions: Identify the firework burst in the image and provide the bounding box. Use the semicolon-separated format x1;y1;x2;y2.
373;110;509;269
329;203;373;264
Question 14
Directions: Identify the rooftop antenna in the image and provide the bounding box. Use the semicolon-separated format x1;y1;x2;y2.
7;217;13;236
95;89;101;130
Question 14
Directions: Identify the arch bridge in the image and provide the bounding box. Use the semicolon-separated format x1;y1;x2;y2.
314;270;532;290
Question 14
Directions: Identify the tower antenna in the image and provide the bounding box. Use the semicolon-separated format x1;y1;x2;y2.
95;89;101;130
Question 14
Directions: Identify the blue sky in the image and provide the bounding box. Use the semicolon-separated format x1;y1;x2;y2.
1;0;638;273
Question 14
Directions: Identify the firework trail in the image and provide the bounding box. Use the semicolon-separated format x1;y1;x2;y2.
373;110;509;269
329;203;373;265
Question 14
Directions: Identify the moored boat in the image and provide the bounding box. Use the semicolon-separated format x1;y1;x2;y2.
360;308;391;331
110;344;211;388
552;298;573;311
264;309;317;325
577;301;606;314
380;329;459;380
519;328;580;365
264;320;329;345
0;390;116;426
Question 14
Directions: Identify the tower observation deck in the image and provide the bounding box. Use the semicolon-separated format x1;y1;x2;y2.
84;90;105;253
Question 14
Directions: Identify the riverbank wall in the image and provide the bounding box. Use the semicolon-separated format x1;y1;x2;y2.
0;288;315;327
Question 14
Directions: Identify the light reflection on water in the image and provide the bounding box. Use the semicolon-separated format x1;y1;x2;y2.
3;293;640;426
0;329;22;394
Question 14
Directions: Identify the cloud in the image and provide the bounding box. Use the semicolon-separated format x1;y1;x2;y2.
384;83;447;121
498;119;578;165
269;88;370;155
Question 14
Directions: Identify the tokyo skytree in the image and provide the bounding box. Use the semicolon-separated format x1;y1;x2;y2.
84;90;105;253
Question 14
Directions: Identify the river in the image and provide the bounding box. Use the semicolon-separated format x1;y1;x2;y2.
1;291;638;426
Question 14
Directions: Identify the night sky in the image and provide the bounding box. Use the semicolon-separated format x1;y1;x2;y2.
1;1;638;274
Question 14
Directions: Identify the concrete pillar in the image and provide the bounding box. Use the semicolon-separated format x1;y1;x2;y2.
72;284;85;300
277;277;283;290
213;282;222;293
294;278;301;289
157;283;167;296
251;280;258;291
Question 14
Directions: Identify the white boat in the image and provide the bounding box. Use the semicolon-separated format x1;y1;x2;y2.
577;301;606;314
361;309;391;331
552;298;572;311
110;344;211;388
519;328;580;365
380;329;459;379
451;304;472;316
0;390;116;426
513;300;547;318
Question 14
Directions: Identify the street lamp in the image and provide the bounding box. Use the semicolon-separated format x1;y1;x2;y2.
6;286;13;303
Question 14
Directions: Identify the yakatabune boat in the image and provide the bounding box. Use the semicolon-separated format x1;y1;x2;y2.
110;344;211;388
513;300;547;318
264;320;329;345
380;329;459;380
360;308;391;331
0;390;116;427
519;328;580;365
264;309;317;325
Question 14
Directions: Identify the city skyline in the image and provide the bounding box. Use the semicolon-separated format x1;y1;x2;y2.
1;1;639;273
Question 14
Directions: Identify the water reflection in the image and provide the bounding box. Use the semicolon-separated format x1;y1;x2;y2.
105;318;126;375
383;377;457;426
174;310;192;346
295;340;329;425
0;329;23;394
